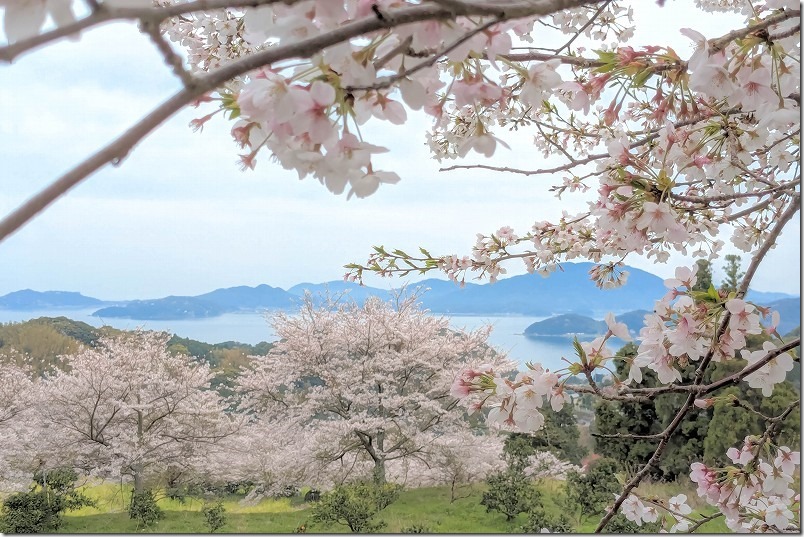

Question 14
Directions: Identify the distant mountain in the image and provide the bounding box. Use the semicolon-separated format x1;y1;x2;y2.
746;290;797;303
287;265;666;316
414;263;668;316
614;310;652;334
524;314;605;336
2;263;799;322
0;290;104;310
524;310;649;337
287;281;392;305
763;297;801;336
93;296;225;320
196;284;297;311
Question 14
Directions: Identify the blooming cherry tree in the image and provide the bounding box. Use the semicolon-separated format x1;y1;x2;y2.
237;292;512;485
37;331;239;492
0;0;800;531
0;354;41;493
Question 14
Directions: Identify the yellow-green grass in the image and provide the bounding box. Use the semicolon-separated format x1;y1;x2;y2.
58;480;730;533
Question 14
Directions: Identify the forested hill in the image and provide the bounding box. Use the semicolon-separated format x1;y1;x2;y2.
526;297;801;338
0;317;269;375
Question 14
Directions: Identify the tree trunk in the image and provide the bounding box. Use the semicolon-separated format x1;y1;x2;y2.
133;465;144;494
373;428;386;485
134;407;144;493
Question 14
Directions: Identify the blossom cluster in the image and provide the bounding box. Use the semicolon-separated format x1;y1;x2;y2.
630;264;793;394
451;362;564;432
690;438;800;532
451;310;634;432
620;493;693;532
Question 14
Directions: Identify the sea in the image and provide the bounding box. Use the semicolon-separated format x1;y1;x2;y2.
0;309;616;372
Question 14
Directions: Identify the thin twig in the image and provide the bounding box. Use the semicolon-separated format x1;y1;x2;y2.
686;511;724;533
346;17;503;92
0;0;602;242
554;0;610;55
668;178;800;203
595;197;801;533
139;19;198;89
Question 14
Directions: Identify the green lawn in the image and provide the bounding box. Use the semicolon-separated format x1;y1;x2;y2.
57;480;730;533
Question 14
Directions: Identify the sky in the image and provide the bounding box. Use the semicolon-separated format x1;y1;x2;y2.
0;1;800;301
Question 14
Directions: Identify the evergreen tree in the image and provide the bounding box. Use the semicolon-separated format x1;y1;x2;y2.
693;260;714;292
720;254;744;293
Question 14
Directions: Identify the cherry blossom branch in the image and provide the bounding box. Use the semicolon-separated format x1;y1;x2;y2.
708;8;800;53
700;338;801;396
615;338;801;398
596;392;698;532
139;19;198;88
554;0;610;54
0;0;604;243
426;0;604;18
439;109;742;176
345;16;504;93
668;178;800;204
737;193;800;298
595;196;800;532
0;0;312;63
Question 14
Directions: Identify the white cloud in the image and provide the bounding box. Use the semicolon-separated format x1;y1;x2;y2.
0;4;798;300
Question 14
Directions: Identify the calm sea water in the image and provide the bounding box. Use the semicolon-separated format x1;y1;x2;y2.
0;309;596;371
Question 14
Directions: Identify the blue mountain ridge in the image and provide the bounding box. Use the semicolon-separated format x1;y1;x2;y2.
0;262;798;321
0;290;105;310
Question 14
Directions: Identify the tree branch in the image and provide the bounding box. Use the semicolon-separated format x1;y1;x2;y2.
595;196;800;532
0;0;602;243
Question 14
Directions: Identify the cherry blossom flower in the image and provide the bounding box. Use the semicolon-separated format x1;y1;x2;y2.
1;0;75;43
605;312;632;341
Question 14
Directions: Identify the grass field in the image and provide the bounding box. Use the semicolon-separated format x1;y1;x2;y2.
55;480;730;533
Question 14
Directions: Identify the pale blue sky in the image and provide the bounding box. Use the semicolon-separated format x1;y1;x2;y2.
0;2;799;300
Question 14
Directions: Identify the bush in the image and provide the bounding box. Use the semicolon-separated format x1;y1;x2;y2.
0;490;64;533
564;458;621;519
129;490;164;528
401;523;432;533
520;506;574;533
312;482;400;533
604;513;661;533
482;436;540;521
0;467;95;533
202;501;227;533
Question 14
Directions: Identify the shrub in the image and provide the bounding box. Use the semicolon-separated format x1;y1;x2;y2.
0;467;95;533
482;436;540;521
604;513;661;533
0;490;63;533
401;523;432;533
202;501;227;533
312;482;400;533
128;489;164;528
564;457;621;519
519;504;574;533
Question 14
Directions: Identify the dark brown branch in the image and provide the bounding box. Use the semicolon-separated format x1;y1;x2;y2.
345;16;504;93
595;197;801;532
139;19;198;88
708;8;800;53
0;0;602;243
